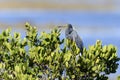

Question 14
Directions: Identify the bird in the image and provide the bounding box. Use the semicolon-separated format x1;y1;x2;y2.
58;24;83;54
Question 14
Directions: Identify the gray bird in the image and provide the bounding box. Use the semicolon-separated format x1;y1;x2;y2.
59;24;83;54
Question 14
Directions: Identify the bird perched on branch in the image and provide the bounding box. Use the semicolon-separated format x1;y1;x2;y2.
58;24;83;54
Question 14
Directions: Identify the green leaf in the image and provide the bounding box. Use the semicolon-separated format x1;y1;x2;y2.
15;65;20;73
64;51;72;61
65;62;69;68
103;45;107;52
72;75;75;79
92;66;97;71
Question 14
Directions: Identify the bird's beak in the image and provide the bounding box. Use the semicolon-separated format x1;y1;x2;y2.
58;26;62;28
57;26;62;31
58;25;66;29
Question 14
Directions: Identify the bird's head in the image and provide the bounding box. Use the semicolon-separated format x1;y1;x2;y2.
58;24;73;34
65;24;73;34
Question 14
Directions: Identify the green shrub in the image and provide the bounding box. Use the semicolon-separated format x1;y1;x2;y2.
118;76;120;80
0;23;120;80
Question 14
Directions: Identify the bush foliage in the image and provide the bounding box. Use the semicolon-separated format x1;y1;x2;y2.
118;76;120;80
0;23;120;80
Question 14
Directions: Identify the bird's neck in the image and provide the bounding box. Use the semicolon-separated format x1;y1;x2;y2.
67;28;73;34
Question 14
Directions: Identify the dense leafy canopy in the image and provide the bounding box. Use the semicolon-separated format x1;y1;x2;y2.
0;23;120;80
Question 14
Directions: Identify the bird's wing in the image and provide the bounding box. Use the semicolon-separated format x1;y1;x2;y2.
71;31;83;52
75;36;83;49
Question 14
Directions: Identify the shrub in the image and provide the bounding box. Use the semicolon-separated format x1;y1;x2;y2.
0;23;119;80
118;76;120;80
